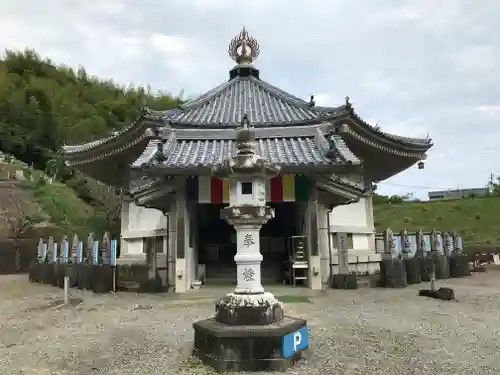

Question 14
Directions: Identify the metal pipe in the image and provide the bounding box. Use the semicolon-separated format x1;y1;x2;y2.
63;276;69;305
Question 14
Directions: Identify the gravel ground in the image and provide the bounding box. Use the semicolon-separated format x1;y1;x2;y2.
1;272;500;375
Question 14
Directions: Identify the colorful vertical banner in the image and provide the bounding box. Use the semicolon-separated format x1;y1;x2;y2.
192;174;309;204
393;235;402;254
92;241;99;265
424;235;431;252
76;241;83;264
408;234;417;257
196;176;229;204
52;243;58;263
281;174;296;202
41;243;47;263
77;241;83;263
62;239;69;263
110;239;117;267
437;234;444;252
446;237;454;253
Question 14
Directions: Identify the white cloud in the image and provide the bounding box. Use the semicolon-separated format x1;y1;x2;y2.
148;34;190;56
0;0;499;199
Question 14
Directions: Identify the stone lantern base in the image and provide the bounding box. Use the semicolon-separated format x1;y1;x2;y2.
193;315;307;372
215;292;284;325
193;292;308;372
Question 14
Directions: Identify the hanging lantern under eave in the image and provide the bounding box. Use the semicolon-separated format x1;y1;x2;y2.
417;161;425;170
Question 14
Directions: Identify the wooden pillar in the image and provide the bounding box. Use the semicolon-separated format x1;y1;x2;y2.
119;200;131;259
173;179;190;293
318;203;330;289
306;184;321;290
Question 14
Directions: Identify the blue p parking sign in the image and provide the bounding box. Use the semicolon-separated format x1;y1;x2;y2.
282;326;309;359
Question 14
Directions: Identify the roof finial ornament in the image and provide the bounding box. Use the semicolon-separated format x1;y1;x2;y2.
309;95;315;107
241;113;251;129
235;114;256;157
228;27;260;65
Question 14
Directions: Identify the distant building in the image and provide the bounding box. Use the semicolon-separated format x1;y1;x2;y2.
428;187;491;200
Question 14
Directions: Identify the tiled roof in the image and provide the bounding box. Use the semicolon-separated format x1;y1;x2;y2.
163;76;343;127
61;75;432;160
132;125;360;173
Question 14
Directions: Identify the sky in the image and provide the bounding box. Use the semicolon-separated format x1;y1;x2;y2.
0;0;499;199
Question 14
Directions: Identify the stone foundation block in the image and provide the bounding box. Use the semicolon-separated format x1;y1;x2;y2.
419;258;433;281
332;273;358;289
379;258;407;288
193;316;307;372
433;255;450;279
28;262;41;283
91;265;114;294
404;258;421;284
40;264;56;285
449;255;470;278
76;264;93;290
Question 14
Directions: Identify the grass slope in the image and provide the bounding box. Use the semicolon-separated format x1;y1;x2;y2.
374;197;500;246
0;160;97;239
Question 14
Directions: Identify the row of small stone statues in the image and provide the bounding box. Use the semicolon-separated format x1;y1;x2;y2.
376;229;464;257
36;232;118;266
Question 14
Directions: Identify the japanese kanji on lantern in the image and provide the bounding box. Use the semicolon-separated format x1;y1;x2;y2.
193;110;309;371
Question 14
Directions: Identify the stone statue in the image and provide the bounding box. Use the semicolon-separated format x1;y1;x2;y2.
416;229;425;258
430;229;439;253
383;228;396;257
401;229;411;257
37;237;44;261
443;232;452;256
71;234;79;259
48;236;55;263
101;232;111;264
87;233;95;263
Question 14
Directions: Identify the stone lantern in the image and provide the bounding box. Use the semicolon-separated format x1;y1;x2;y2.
192;115;309;372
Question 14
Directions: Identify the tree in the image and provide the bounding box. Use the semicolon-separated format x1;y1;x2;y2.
85;180;123;233
44;158;58;183
0;48;181;235
0;193;43;270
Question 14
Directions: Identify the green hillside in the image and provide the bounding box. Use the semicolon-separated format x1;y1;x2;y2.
0;49;496;246
373;197;500;246
0;49;180;237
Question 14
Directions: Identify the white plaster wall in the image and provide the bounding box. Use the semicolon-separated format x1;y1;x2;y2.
329;198;368;228
329;197;375;252
119;201;169;263
353;234;370;250
127;203;168;233
127;239;143;255
328;196;380;275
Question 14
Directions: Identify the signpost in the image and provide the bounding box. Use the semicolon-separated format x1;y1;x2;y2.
282;326;309;359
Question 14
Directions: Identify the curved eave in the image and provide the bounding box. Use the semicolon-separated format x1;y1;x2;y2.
340;125;429;159
340;131;428;182
331;110;433;152
62;107;168;160
131;162;362;180
66;135;157;186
